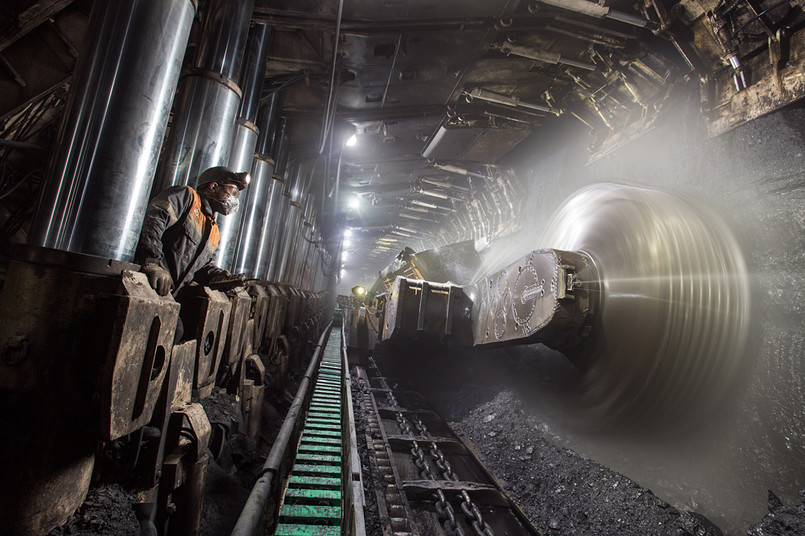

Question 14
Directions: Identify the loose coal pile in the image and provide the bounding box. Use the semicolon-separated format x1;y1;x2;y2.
449;390;724;536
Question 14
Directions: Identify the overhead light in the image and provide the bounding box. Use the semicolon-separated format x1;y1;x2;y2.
349;196;361;209
345;133;358;147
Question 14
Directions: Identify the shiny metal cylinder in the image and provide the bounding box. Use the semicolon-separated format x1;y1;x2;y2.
265;191;292;282
262;122;292;281
233;156;274;277
256;93;280;157
276;199;303;283
156;71;242;190
229;118;259;173
216;118;259;271
276;163;310;284
194;0;254;80
298;231;313;289
296;226;314;288
254;173;287;279
301;238;318;290
239;24;272;123
29;0;195;261
291;198;316;287
272;123;290;177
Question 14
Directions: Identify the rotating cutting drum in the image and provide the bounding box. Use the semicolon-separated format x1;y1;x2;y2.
538;183;752;426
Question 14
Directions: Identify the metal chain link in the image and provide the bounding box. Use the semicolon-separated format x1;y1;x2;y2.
412;416;495;536
370;358;494;536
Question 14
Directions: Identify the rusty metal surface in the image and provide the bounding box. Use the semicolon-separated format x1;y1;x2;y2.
98;270;180;441
170;340;197;411
247;284;270;350
381;277;473;346
175;285;232;399
241;354;265;439
264;284;289;342
0;246;178;535
222;287;251;368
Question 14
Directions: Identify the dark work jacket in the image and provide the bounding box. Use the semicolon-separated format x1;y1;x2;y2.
135;185;226;294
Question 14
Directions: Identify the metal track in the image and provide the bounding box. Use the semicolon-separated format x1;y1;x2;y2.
233;321;364;536
352;356;542;536
275;329;345;535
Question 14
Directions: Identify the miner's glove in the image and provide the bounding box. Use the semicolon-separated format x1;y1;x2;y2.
141;263;173;296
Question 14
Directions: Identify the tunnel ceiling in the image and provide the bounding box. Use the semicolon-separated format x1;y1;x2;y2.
2;0;804;283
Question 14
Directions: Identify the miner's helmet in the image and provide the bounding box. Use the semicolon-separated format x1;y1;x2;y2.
197;166;251;191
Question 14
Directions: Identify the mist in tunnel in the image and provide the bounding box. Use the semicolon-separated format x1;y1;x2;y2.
457;86;805;533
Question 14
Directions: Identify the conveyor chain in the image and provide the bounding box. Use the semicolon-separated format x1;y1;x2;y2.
353;357;542;536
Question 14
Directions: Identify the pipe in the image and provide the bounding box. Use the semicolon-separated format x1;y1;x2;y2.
0;139;47;152
291;196;316;286
218;96;277;270
254;173;285;279
256;94;281;158
431;161;489;180
155;72;242;190
239;24;272;124
317;0;345;154
265;161;301;281
154;0;254;191
225;24;272;174
466;87;561;115
194;0;254;81
421;176;470;192
29;0;195;261
232;155;274;277
265;189;291;282
233;98;281;276
216;118;259;270
411;199;452;212
492;41;596;70
271;119;290;176
276;199;303;283
232;323;333;535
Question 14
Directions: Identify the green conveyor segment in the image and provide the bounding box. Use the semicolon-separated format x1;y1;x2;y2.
275;524;340;536
275;326;345;536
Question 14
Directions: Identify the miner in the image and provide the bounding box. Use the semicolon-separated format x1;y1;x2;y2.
135;166;250;296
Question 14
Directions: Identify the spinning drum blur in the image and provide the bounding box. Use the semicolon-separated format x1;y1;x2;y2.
542;183;751;427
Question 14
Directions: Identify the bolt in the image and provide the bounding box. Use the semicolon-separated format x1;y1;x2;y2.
2;336;29;365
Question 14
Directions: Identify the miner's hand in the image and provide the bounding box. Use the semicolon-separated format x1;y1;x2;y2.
142;263;173;296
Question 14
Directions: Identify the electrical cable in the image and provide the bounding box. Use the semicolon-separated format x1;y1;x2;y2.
317;0;345;155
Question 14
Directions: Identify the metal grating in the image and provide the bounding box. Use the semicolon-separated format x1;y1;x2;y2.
276;328;344;536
